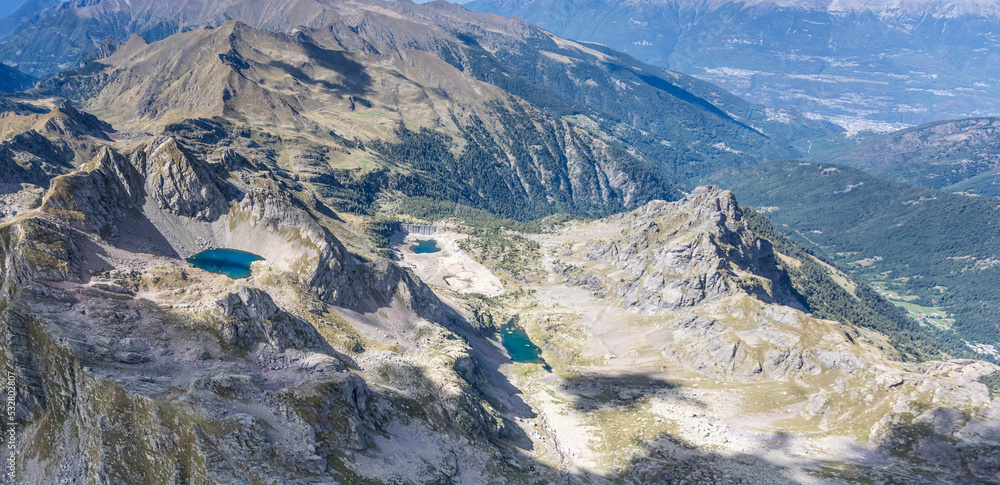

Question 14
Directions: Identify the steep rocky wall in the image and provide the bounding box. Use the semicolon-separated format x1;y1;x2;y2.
581;186;798;315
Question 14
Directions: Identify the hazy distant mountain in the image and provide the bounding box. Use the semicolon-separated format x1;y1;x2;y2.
0;0;343;74
0;0;26;17
0;0;61;35
818;117;1000;193
0;60;34;92
466;0;1000;129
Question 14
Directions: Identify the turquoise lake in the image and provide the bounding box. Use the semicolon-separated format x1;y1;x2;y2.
500;320;551;372
411;239;441;254
187;249;264;279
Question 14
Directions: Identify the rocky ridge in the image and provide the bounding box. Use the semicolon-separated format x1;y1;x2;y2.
0;127;531;482
582;186;796;314
21;0;837;182
37;18;685;220
488;186;1000;482
0;101;107;190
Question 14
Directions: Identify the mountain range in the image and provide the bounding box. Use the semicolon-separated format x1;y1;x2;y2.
814;117;1000;194
21;0;841;184
466;0;1000;129
1;0;999;483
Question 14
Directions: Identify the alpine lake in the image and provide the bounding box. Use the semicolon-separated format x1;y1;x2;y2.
187;249;264;279
410;239;441;254
500;319;551;371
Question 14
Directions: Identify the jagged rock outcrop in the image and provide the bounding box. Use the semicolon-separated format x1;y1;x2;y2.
0;216;80;283
583;185;795;315
657;315;821;382
217;147;260;172
859;359;1000;482
0;130;75;187
130;137;232;222
0;300;50;421
41;147;143;237
517;185;1000;483
223;174;442;314
35;101;112;140
0;101;115;196
355;258;441;316
280;373;372;453
217;286;331;352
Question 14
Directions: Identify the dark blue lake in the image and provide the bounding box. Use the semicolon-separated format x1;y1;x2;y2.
500;320;551;372
187;249;264;279
411;239;440;254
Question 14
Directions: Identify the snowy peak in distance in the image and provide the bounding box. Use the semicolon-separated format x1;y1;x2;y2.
666;0;1000;16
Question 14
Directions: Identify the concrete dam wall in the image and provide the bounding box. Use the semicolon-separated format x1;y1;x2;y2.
400;224;439;236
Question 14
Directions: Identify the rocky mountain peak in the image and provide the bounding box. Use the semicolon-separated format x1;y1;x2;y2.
217;286;333;352
35;101;111;140
37;137;236;242
680;184;740;224
581;186;792;314
132;136;231;221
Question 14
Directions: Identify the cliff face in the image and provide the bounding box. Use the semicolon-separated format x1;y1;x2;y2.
132;137;232;222
0;101;109;191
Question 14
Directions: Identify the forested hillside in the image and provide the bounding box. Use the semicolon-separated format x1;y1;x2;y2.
711;161;1000;354
741;207;962;361
816;117;1000;195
